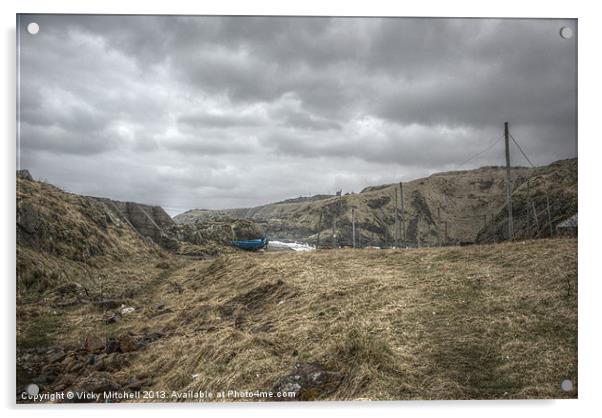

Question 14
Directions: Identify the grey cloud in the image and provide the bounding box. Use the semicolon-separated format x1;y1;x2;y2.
20;123;117;155
167;133;258;155
18;15;577;214
178;112;264;128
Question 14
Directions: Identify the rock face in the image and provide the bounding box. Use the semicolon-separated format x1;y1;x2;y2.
17;171;179;256
172;217;263;244
170;217;265;256
16;172;266;258
175;159;578;246
17;169;33;181
90;197;178;250
17;176;147;263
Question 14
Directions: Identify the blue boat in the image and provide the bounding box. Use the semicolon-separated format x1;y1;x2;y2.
231;237;268;251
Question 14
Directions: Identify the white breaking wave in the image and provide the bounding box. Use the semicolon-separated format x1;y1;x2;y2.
269;240;315;252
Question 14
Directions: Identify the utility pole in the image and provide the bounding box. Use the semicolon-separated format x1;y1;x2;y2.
399;182;406;245
352;207;356;248
416;214;421;248
417;227;421;248
384;226;388;248
394;188;400;247
332;203;337;249
444;221;448;244
316;210;323;249
504;121;514;241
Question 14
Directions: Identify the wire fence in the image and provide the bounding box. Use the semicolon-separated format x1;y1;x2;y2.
318;129;574;249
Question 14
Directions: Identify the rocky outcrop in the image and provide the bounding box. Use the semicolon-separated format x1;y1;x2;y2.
168;216;264;256
17;172;268;269
17;169;33;181
17;178;131;261
90;197;179;250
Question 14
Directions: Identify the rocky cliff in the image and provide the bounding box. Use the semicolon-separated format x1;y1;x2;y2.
88;197;179;250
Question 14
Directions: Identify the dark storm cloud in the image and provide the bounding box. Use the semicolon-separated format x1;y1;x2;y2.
18;15;577;214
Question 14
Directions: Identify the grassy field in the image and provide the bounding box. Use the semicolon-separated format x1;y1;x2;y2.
17;238;577;401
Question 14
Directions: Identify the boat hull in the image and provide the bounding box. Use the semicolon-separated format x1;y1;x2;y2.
231;237;268;251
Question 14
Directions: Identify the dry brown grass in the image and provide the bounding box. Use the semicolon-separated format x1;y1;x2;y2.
92;237;577;400
18;237;577;401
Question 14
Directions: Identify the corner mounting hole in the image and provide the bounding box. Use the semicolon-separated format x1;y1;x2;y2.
561;379;573;391
27;22;40;35
560;26;573;39
26;383;39;396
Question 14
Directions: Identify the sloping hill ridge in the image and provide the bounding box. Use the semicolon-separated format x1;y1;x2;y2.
175;159;577;246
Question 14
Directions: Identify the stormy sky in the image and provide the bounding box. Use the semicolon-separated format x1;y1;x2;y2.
18;15;577;215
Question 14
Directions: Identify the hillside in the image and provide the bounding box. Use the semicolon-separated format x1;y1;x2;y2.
17;238;577;401
16;169;578;401
476;159;578;242
16;171;264;398
175;159;577;247
16;170;269;318
17;169;171;297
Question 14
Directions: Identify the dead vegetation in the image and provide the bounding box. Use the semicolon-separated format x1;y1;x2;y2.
18;237;577;401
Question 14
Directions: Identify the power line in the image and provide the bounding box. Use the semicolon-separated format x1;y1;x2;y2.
458;136;503;167
509;133;535;168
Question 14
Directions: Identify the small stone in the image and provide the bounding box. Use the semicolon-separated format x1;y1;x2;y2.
94;353;123;372
155;261;170;269
66;359;84;373
104;313;120;324
48;350;67;363
84;335;105;353
31;374;49;384
118;334;139;353
125;378;148;391
121;306;135;315
105;337;120;354
70;372;121;402
54;373;76;390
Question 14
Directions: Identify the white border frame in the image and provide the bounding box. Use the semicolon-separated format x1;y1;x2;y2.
2;1;599;417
